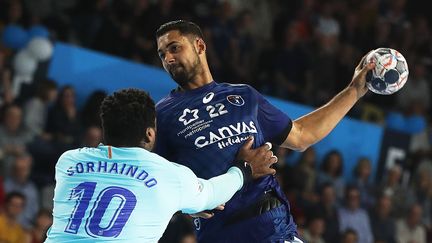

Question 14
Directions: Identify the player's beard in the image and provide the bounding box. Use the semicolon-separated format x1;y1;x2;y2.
168;54;203;87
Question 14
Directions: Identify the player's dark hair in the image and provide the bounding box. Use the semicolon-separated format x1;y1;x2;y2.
100;88;155;147
156;20;204;40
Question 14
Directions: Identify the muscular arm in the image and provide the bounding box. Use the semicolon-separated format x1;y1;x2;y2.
281;57;375;151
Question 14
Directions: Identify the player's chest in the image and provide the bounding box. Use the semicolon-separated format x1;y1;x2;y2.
162;91;259;149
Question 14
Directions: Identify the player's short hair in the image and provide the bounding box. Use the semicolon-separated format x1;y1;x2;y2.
100;88;155;147
156;20;204;40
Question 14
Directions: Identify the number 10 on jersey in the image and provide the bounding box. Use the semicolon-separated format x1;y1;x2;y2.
65;182;137;237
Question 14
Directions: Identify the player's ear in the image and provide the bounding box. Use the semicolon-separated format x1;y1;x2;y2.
196;38;206;54
142;127;156;151
144;127;156;143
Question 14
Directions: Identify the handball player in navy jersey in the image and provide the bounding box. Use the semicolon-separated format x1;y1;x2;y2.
155;20;375;243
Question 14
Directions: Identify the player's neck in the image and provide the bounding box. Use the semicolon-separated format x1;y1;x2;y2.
181;69;213;90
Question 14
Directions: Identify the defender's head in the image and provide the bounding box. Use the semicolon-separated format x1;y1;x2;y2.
100;89;156;150
156;20;207;87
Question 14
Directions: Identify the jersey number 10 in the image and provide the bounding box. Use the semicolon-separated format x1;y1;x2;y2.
64;182;137;238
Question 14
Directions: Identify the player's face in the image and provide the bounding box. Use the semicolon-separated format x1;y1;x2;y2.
157;30;202;86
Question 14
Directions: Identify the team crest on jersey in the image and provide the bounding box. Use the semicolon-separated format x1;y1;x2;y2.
227;95;244;106
179;108;199;125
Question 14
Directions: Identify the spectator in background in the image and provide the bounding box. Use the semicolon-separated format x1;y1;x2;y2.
23;80;58;139
340;228;358;243
0;192;28;243
29;209;53;243
352;157;375;209
397;60;430;115
80;89;106;129
407;170;432;231
0;54;14;107
4;153;39;229
81;125;102;147
0;104;32;177
0;176;4;209
377;164;410;218
302;214;326;243
317;150;346;201
45;85;82;149
338;185;374;243
272;21;311;103
292;147;319;204
309;183;340;243
369;194;396;243
396;204;427;243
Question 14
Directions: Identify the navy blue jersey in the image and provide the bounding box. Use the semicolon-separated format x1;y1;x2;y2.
156;81;297;240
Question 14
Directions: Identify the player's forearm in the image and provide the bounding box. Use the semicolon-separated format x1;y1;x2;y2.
184;167;244;213
284;87;359;150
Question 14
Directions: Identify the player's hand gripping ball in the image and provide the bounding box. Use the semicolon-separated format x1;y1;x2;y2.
364;48;409;95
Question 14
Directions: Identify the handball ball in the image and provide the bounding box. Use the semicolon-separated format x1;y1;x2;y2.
364;48;409;95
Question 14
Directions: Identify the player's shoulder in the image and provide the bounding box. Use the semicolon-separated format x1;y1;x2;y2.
155;94;174;111
219;82;252;90
57;147;101;163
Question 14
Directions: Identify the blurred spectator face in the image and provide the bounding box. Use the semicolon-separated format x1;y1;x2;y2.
13;154;32;183
47;89;58;103
327;153;342;176
346;188;360;210
356;158;371;180
408;204;422;227
417;171;431;191
61;87;76;108
6;195;25;219
180;234;196;243
341;231;358;243
309;218;325;236
35;210;53;231
83;126;102;147
387;165;401;186
4;105;22;133
157;30;205;87
302;147;316;167
377;195;392;218
321;185;336;205
8;1;23;23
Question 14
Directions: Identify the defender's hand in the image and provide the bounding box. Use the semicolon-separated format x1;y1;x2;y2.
189;204;225;219
350;52;376;99
236;136;278;179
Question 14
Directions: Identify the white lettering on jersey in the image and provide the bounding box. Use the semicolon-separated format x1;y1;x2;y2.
194;121;258;148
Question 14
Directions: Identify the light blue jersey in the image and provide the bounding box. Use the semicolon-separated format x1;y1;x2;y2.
45;145;244;243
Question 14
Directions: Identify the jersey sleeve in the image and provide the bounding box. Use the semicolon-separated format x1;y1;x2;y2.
174;164;244;214
251;86;293;145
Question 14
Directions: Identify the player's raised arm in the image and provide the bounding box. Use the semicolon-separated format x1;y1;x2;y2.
178;137;277;214
281;55;376;152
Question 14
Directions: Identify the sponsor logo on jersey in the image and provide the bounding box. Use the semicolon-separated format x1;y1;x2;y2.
194;121;257;149
179;108;199;125
203;92;214;104
227;95;244;106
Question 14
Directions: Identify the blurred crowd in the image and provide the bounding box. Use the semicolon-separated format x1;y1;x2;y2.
0;0;432;242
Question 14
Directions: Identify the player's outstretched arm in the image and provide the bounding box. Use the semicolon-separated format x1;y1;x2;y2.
179;137;276;214
281;54;376;151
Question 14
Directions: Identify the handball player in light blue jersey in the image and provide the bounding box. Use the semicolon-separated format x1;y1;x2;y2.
45;89;277;242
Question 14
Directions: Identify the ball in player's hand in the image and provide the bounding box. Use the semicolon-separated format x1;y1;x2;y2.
364;48;409;95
